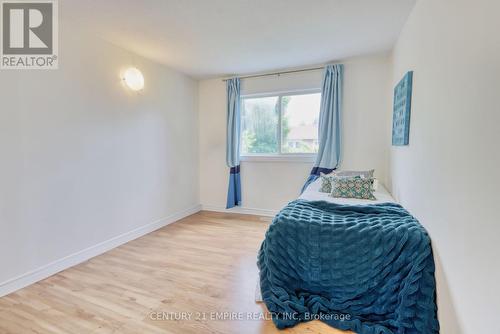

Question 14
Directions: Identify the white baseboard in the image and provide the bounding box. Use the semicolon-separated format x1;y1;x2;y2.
0;204;202;298
201;204;278;217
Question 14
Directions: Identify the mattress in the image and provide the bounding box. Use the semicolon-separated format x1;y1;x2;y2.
299;178;396;205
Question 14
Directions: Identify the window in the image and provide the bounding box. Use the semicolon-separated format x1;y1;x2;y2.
241;91;321;158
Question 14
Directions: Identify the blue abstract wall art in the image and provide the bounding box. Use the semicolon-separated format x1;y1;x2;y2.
392;71;413;146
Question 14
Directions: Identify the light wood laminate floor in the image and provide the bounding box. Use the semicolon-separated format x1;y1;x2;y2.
0;211;352;334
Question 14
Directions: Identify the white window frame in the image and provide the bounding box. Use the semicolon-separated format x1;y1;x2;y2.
240;88;321;163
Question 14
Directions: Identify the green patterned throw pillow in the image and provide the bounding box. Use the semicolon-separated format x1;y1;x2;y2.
320;174;363;193
319;174;333;193
330;177;376;200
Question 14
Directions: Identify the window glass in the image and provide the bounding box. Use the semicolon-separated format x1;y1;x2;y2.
281;93;321;153
241;96;279;154
241;92;320;155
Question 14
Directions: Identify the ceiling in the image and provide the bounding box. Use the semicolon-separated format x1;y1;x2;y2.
63;0;416;79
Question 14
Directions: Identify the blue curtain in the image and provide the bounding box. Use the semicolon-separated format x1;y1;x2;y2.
226;78;242;208
302;64;344;192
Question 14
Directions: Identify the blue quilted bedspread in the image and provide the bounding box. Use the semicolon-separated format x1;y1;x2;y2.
258;200;439;334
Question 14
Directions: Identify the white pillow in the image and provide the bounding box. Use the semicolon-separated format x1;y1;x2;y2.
334;169;375;179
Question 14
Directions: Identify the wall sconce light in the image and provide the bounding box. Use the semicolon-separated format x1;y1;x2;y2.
123;67;144;91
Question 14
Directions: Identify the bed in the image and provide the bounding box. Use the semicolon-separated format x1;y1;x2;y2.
258;178;439;334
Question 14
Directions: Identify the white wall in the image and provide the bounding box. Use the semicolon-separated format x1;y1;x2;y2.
390;0;500;333
199;54;392;213
0;27;199;293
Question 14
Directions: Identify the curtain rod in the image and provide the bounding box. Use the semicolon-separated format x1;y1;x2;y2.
221;66;324;82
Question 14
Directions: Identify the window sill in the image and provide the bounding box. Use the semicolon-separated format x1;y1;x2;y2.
240;155;316;163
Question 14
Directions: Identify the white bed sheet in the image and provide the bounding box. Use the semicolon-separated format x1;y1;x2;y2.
299;178;396;205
